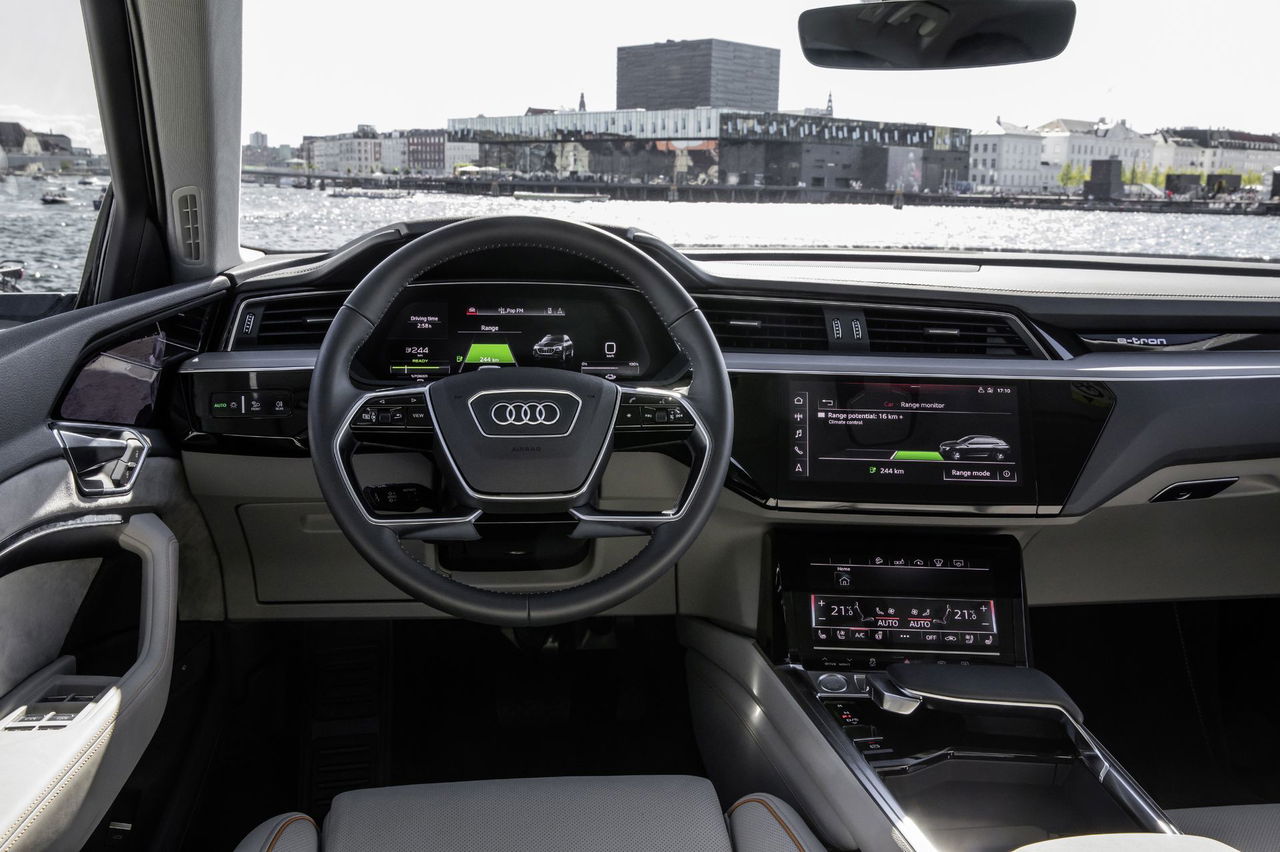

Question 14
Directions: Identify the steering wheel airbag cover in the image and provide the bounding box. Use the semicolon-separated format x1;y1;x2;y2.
428;367;619;501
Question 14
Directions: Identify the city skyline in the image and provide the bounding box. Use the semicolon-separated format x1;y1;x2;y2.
5;0;1277;159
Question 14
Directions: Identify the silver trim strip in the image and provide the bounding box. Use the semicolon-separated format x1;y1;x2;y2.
179;349;318;373
769;499;1054;516
1148;477;1238;503
724;355;1280;382
184;348;1280;385
0;514;126;564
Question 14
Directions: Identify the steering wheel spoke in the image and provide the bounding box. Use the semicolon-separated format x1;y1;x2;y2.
575;387;713;538
610;386;698;450
391;511;482;542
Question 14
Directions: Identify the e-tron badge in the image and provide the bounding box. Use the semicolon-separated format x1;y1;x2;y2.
468;391;581;437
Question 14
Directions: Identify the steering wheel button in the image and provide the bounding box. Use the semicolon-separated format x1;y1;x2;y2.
405;407;431;428
388;407;406;426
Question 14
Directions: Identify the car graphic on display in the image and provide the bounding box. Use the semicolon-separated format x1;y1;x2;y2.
939;435;1013;461
532;333;574;363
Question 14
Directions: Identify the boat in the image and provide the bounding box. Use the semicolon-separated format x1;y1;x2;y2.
41;188;73;204
328;188;412;200
512;190;608;202
0;259;23;293
78;177;96;186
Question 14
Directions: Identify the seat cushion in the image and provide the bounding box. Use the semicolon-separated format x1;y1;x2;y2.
1168;804;1280;852
322;775;734;852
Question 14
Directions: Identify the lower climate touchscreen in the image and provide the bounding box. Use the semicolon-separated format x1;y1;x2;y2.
776;531;1026;669
813;592;998;655
788;379;1023;488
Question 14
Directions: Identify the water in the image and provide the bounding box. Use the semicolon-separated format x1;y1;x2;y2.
5;179;1280;294
0;177;103;293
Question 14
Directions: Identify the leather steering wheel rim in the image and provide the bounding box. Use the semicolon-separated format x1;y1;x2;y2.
308;216;733;626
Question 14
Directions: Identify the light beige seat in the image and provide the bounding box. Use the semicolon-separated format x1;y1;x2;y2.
234;776;825;852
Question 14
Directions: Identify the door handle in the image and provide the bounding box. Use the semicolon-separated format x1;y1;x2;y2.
51;423;150;495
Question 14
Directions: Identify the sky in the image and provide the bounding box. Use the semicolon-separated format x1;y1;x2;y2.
2;0;1276;153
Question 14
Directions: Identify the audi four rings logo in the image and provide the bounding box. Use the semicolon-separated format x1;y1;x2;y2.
490;401;561;426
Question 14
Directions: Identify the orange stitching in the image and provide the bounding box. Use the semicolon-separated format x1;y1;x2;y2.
729;797;806;852
264;814;316;852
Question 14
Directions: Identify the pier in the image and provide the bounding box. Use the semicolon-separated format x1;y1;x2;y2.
240;167;1280;215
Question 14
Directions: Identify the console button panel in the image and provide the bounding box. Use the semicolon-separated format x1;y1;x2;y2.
775;530;1028;670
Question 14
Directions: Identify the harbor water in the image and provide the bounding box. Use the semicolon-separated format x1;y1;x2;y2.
3;180;1279;294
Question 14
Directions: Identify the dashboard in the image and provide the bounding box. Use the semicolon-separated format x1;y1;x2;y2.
149;220;1280;621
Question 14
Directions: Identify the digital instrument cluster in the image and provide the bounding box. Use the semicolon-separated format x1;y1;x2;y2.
362;282;677;383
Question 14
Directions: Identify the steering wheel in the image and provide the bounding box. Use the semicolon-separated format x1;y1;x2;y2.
309;216;732;626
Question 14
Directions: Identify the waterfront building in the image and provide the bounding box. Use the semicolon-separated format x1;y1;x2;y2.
449;108;969;191
0;121;94;172
0;122;42;157
449;107;726;143
444;141;481;173
1153;128;1280;183
380;131;408;174
1038;118;1154;176
305;125;382;175
405;129;448;176
969;120;1045;191
617;39;780;112
249;131;268;148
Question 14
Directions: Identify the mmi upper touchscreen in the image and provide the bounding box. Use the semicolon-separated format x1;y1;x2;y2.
787;379;1027;494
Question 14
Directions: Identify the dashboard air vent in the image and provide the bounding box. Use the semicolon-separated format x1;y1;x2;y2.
864;307;1035;358
703;300;827;351
231;291;347;349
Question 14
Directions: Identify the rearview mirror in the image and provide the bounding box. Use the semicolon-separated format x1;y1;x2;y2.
798;0;1077;70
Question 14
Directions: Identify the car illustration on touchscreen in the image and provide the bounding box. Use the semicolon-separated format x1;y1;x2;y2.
532;333;575;363
939;435;1013;461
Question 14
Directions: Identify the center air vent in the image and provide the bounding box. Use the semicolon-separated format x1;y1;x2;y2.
230;291;347;349
702;301;827;350
700;297;1042;358
863;307;1035;358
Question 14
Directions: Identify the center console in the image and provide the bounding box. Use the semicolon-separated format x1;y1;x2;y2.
683;527;1178;852
764;528;1173;850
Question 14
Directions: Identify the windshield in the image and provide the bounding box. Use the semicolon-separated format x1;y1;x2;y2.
238;0;1280;260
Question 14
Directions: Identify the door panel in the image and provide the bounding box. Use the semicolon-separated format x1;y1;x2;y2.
0;278;227;850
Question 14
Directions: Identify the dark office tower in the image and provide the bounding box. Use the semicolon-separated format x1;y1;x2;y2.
616;39;780;112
